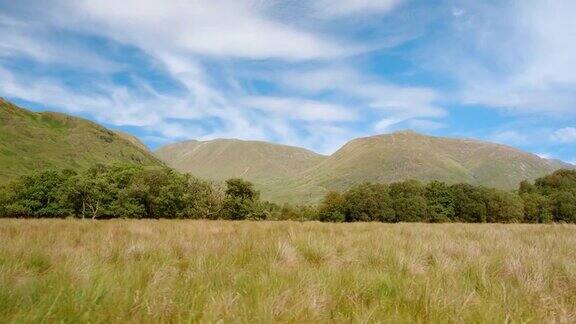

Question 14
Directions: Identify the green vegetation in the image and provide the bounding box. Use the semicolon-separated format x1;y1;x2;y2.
0;98;161;184
0;164;221;219
155;138;325;202
157;131;570;203
4;96;564;205
0;220;575;322
2;164;576;223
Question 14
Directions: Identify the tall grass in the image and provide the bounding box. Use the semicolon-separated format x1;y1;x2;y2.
0;220;575;322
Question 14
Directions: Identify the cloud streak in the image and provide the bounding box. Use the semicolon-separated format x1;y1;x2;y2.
0;0;573;161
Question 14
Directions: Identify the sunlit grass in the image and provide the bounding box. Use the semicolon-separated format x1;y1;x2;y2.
0;219;575;322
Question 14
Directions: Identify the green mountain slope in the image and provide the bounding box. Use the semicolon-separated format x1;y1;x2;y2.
271;131;568;202
0;98;161;183
157;131;571;203
114;131;150;151
155;139;326;189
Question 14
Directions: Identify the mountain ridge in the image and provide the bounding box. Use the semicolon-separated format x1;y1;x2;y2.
3;97;572;203
156;138;326;186
157;130;573;203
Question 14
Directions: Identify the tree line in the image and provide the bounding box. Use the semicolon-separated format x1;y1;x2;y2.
1;164;575;223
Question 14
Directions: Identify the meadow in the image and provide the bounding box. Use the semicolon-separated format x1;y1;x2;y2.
0;220;575;323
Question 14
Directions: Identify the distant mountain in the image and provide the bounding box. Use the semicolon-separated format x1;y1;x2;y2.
6;95;568;203
157;131;571;203
270;131;568;202
546;158;575;170
155;139;326;186
0;98;161;183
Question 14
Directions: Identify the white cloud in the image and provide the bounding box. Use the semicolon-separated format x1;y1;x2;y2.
374;118;403;132
0;0;444;155
430;0;576;116
278;66;444;128
551;127;576;144
314;0;404;18
451;8;465;17
51;0;349;61
0;15;121;72
242;96;357;122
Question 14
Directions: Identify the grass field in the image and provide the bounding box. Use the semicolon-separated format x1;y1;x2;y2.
0;220;575;323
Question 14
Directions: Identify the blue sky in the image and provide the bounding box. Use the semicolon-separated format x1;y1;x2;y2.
0;0;575;162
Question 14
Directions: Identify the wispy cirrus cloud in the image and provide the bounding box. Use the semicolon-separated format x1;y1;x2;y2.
0;0;433;155
276;66;444;131
423;0;576;116
0;0;574;162
551;127;576;144
314;0;405;18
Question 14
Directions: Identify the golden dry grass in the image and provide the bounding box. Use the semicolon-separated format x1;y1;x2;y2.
0;219;575;323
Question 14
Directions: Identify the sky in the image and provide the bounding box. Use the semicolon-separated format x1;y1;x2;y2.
0;0;575;162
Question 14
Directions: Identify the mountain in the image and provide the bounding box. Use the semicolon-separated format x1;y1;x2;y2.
114;131;150;151
155;139;326;186
546;158;575;170
157;130;571;203
0;98;161;183
270;131;568;202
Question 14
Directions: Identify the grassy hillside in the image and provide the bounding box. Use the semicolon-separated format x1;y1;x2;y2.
158;131;569;203
272;131;565;202
1;219;574;322
114;131;150;152
0;98;161;183
155;138;326;191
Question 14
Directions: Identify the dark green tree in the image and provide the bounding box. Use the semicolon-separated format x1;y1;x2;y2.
317;191;345;222
450;184;488;223
550;191;576;223
425;181;455;222
1;171;72;218
521;192;552;223
484;189;524;223
343;183;395;222
221;178;262;220
389;180;427;222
